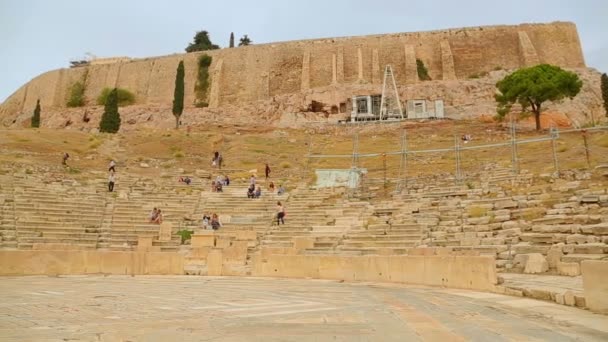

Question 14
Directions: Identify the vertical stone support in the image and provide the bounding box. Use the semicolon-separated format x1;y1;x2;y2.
332;54;337;84
440;41;457;80
518;31;540;67
336;49;344;83
357;48;364;81
404;45;418;84
301;51;310;91
372;49;381;84
208;59;223;108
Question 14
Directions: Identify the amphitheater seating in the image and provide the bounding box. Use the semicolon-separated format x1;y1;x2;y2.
0;165;606;277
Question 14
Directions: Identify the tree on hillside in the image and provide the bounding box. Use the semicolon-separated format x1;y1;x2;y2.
185;30;220;52
238;35;252;46
601;73;608;117
99;88;121;133
229;32;235;48
172;61;185;129
31;99;41;128
495;64;582;130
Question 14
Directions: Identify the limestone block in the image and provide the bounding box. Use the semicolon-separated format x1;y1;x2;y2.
546;247;563;269
234;230;257;241
223;241;248;264
555;293;564;305
206;249;223;276
563;290;576;306
557;261;580;276
494;200;518;209
157;222;172;242
496;227;521;237
590;223;608;235
293;237;314;251
409;248;437;256
191;232;215;247
580;195;599;203
566;234;588;244
523;253;549;274
137;236;154;252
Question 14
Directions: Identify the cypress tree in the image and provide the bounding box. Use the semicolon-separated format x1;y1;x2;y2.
601;73;608;117
172;61;185;129
31;99;41;128
99;88;121;133
229;32;235;48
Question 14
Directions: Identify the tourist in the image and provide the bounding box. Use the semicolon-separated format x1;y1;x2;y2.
254;186;262;198
108;159;116;172
216;181;223;192
211;180;217;192
269;181;275;192
265;163;271;179
184;176;191;185
62;152;70;166
277;184;285;195
218;153;223;169
108;172;115;192
247;184;255;198
276;201;285;225
224;175;230;186
202;213;211;229
149;208;158;223
250;175;256;186
461;134;472;144
211;213;222;230
153;209;163;224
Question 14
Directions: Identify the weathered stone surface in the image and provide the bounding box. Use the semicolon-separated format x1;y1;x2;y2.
557;262;581;276
546;247;563;269
523;253;549;274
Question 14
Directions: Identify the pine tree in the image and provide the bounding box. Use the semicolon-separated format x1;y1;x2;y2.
172;61;185;129
31;99;41;128
99;88;121;133
229;32;235;48
601;73;608;117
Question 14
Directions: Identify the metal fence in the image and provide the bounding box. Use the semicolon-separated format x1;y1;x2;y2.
306;123;608;192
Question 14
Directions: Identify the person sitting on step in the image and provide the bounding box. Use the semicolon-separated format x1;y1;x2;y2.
247;184;255;198
254;186;262;198
149;207;158;223
210;213;222;230
153;209;163;224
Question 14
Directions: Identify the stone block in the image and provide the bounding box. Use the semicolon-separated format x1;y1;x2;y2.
566;234;588;244
158;222;172;242
293;237;315;251
494;200;518;209
191;232;215;247
207;249;223;276
581;260;608;314
557;261;580;276
523;253;549;274
546;247;563;269
563;291;576;306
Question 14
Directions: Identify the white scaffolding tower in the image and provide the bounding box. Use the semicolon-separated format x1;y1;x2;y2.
379;65;404;120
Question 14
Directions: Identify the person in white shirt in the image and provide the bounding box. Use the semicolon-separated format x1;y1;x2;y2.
108;172;115;192
109;160;116;172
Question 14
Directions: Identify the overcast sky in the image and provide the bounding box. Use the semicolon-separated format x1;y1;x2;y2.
1;0;606;102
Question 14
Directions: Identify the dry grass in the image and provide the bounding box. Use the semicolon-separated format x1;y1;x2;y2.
1;122;607;184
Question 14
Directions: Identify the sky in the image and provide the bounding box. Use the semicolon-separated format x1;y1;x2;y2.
1;0;606;102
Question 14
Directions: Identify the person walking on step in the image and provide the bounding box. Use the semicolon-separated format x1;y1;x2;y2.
276;201;285;225
265;163;271;179
62;152;70;166
108;172;115;192
108;159;116;172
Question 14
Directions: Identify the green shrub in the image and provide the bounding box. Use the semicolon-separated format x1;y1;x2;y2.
97;87;135;107
99;88;121;133
177;230;194;244
194;55;212;106
67;82;86;107
416;59;431;81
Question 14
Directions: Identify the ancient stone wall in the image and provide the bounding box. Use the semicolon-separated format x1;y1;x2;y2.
0;21;586;123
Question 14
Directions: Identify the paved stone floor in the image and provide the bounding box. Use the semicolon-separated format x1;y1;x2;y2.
1;276;607;341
